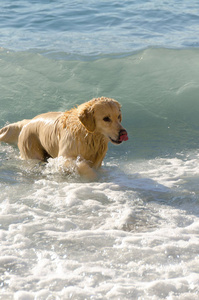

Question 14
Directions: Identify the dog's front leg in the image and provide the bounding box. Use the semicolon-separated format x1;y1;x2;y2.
76;160;97;181
62;157;97;180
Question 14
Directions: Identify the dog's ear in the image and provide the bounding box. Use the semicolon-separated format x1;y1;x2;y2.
78;106;96;132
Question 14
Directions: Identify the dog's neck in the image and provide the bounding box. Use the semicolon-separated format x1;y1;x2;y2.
84;131;108;169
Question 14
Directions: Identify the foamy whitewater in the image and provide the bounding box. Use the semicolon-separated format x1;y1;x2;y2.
1;1;199;299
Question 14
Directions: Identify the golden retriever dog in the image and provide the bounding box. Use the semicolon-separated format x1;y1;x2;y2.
0;97;128;179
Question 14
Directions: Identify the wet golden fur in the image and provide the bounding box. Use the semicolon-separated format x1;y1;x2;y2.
0;97;127;179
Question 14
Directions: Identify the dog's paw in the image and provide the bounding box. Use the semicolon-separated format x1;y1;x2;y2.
76;160;97;181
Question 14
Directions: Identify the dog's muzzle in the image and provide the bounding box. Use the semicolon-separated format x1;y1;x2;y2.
110;129;128;144
118;129;128;142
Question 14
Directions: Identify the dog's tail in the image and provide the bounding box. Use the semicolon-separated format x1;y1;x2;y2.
0;119;30;145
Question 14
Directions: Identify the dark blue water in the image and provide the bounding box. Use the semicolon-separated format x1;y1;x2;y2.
1;0;199;55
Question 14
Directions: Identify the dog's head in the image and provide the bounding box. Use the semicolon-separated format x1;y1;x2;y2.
78;97;128;144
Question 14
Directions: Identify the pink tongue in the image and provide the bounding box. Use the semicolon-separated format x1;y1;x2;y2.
119;133;128;142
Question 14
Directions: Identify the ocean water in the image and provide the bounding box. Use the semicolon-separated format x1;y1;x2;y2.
1;1;199;299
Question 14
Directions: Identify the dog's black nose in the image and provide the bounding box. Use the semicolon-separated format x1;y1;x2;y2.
119;129;128;142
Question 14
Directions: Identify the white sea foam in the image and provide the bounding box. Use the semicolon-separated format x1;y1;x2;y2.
1;145;199;299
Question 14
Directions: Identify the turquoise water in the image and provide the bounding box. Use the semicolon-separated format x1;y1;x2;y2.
1;1;199;299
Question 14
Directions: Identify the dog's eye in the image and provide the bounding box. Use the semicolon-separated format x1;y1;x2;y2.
103;116;111;122
118;115;121;121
